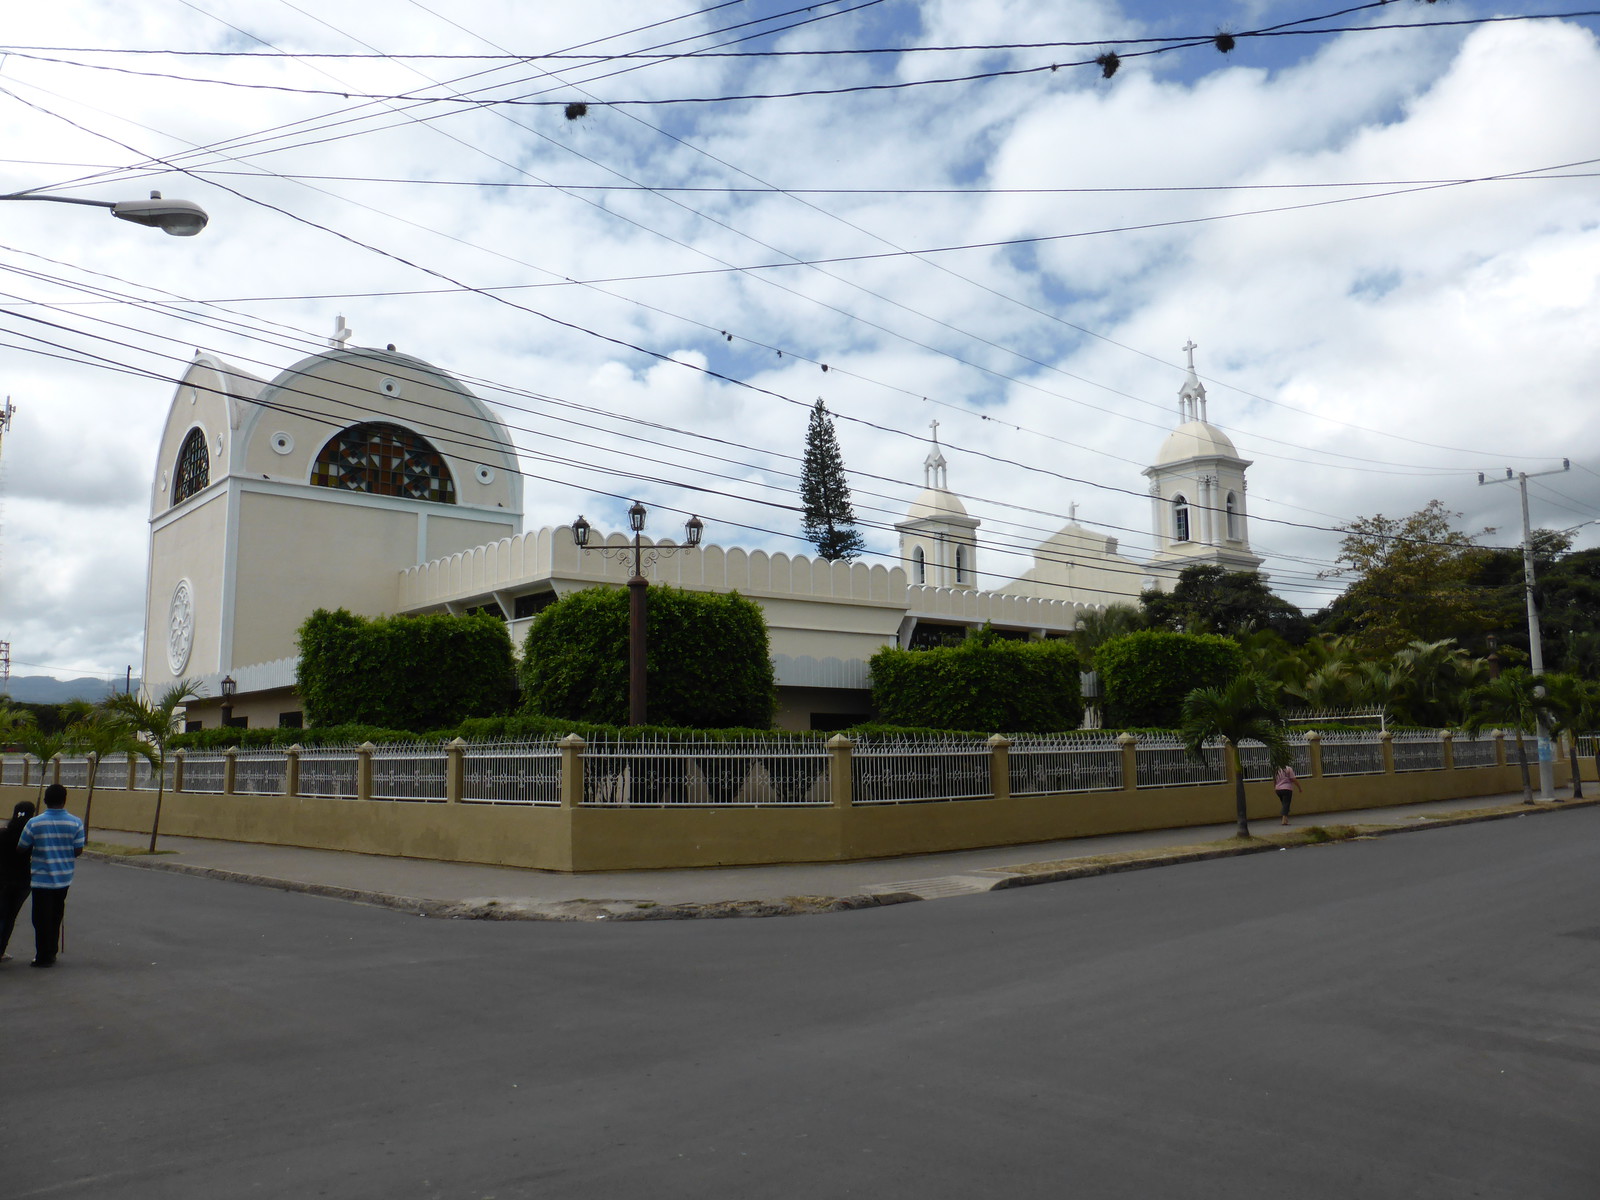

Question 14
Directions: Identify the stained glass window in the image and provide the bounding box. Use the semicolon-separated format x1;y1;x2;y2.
172;428;210;505
310;422;455;504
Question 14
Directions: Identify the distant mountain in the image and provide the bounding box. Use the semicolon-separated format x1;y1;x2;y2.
3;675;139;704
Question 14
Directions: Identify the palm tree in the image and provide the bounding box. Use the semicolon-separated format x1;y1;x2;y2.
106;679;204;852
67;708;155;838
16;725;69;802
1463;668;1544;805
1181;673;1293;839
1072;604;1146;668
1539;673;1599;801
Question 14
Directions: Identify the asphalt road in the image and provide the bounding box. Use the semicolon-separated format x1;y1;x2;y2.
10;809;1599;1200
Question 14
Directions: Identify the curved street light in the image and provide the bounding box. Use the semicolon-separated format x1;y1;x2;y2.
0;189;209;237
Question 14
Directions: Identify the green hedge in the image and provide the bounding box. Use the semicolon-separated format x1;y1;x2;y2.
519;585;776;728
1096;630;1243;728
869;631;1083;733
296;608;518;732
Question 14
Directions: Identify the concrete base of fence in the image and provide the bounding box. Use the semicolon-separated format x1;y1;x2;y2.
1;759;1551;874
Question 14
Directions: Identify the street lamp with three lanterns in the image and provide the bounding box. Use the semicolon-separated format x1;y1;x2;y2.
571;503;704;725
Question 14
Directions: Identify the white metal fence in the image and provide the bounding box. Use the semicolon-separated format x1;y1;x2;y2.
583;737;831;806
295;747;360;799
371;743;448;803
1452;735;1499;768
1135;736;1227;788
181;753;228;794
463;741;561;806
1009;735;1123;795
235;752;287;796
134;758;175;792
851;736;990;804
1391;732;1444;772
1318;732;1386;776
0;728;1524;809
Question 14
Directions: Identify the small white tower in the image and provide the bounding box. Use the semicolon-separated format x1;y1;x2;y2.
1142;341;1261;585
895;420;980;589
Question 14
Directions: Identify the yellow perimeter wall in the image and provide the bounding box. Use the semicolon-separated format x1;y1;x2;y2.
0;759;1552;874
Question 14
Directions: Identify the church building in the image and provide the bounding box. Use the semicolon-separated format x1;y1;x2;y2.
141;327;1258;731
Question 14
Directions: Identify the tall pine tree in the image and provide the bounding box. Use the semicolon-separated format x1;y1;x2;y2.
800;398;865;561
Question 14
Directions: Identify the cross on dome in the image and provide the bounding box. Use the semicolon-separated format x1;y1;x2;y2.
1178;337;1208;424
329;315;353;349
923;418;948;489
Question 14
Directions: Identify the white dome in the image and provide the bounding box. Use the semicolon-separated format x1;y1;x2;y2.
906;486;969;522
1155;420;1240;466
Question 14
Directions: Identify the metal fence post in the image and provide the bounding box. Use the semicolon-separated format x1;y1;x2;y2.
1305;730;1324;778
1118;732;1138;792
356;742;376;802
1380;730;1395;775
285;744;301;798
559;734;586;808
1440;730;1455;771
988;734;1012;801
223;746;238;795
446;737;466;804
827;734;854;808
173;748;186;793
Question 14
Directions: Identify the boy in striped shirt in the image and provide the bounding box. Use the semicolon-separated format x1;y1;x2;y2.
18;783;85;967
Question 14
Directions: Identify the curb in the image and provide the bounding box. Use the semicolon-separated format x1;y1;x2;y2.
85;797;1597;922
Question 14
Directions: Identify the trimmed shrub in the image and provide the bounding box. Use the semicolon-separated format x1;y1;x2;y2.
1096;630;1243;728
869;631;1083;733
296;608;517;731
519;585;776;729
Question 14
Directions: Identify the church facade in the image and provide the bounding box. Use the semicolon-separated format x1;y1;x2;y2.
142;330;1258;731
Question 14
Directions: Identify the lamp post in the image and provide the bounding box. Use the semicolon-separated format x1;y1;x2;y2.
0;189;209;236
571;503;705;725
220;675;237;728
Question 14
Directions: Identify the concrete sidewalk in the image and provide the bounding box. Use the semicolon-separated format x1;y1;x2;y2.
84;790;1592;921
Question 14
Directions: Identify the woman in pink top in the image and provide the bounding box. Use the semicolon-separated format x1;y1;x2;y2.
1274;764;1302;825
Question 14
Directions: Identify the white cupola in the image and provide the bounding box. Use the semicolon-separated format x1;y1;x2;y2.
1141;340;1262;584
896;420;980;589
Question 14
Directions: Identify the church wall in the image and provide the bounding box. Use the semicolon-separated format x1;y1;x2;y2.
228;490;422;667
423;513;518;564
144;490;231;694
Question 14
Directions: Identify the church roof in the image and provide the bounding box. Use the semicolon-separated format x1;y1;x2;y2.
1154;419;1242;466
905;485;969;522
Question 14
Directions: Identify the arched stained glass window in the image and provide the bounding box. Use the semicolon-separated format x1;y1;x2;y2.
311;422;455;504
1173;494;1190;542
172;427;210;505
1226;492;1239;540
912;545;926;584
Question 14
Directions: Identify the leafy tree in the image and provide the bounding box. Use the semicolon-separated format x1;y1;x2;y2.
521;585;776;728
1318;500;1496;657
107;679;204;852
1180;673;1292;839
870;629;1083;733
1071;604;1146;669
1142;565;1309;643
297;608;517;730
1462;668;1545;805
1096;630;1243;728
799;398;864;561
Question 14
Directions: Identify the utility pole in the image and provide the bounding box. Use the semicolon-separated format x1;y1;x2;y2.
1478;459;1570;800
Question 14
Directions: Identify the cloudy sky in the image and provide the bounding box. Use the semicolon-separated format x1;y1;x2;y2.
2;0;1598;686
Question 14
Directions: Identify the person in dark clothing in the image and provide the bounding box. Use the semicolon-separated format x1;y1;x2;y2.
0;800;36;961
